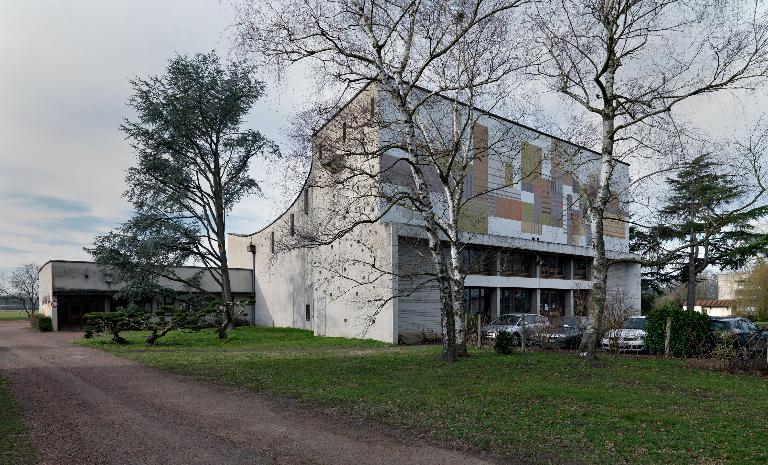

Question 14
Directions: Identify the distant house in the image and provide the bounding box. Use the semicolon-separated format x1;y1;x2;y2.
37;260;254;331
684;299;737;317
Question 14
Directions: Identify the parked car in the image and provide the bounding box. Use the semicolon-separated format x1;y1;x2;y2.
601;316;647;352
481;313;548;346
710;317;768;356
533;316;586;349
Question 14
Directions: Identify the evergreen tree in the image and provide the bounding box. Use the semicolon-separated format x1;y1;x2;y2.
648;154;768;313
88;52;278;339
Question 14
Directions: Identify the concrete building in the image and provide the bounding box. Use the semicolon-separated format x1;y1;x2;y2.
38;260;254;331
718;272;749;301
227;84;641;344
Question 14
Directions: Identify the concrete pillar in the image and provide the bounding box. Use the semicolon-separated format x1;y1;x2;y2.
492;287;501;319
566;289;574;316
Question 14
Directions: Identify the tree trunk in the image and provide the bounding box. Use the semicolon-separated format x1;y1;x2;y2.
580;255;608;359
578;54;619;360
686;231;697;313
213;151;235;340
401;118;458;362
449;241;468;357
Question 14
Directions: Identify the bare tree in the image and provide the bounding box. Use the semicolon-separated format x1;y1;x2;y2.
235;0;537;360
0;263;39;317
530;0;768;359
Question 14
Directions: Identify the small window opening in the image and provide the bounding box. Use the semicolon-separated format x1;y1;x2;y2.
370;96;375;118
270;231;275;253
289;213;295;236
342;122;347;142
303;189;309;214
305;304;311;321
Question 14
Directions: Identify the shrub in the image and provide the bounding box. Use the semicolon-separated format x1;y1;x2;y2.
495;330;515;355
83;312;130;343
83;326;94;339
29;314;53;332
645;302;712;357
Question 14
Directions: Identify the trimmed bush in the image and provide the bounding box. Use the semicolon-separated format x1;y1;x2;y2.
646;302;712;357
29;314;53;332
83;312;130;343
494;330;516;355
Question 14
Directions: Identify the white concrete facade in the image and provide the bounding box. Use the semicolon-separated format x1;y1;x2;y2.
227;85;641;344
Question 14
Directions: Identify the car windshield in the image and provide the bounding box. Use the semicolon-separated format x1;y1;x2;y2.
562;317;584;329
742;319;759;332
524;314;539;324
623;318;645;330
494;315;517;326
711;320;732;331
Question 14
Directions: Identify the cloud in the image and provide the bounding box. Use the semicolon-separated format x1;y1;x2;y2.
6;193;90;214
0;0;304;268
0;246;27;254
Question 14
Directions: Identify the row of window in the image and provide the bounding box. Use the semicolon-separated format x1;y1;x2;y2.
465;287;593;318
460;247;591;280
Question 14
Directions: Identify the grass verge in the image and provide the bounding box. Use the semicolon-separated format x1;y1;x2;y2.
0;311;28;321
81;327;768;465
0;378;38;465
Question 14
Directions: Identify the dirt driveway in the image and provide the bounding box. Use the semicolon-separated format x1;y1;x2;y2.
0;321;501;465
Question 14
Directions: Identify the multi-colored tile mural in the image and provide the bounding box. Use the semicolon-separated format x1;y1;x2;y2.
459;123;627;244
379;122;627;245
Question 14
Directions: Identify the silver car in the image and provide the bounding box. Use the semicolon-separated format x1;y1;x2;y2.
601;316;647;352
481;313;548;346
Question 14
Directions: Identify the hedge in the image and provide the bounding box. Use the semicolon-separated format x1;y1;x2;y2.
29;314;52;332
645;302;712;357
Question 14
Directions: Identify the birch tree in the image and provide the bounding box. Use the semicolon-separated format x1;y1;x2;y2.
235;0;532;360
531;0;768;359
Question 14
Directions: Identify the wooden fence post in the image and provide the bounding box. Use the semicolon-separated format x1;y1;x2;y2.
664;317;672;357
476;313;482;349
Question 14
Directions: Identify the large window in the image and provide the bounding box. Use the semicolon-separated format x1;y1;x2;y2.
500;288;532;314
464;287;492;321
540;289;566;316
461;247;496;275
573;257;591;280
499;251;533;277
540;255;565;278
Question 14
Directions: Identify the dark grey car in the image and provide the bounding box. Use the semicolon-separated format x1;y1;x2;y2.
481;313;547;346
536;316;587;349
710;317;768;356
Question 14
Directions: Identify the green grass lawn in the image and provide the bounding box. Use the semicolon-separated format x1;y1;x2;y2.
81;327;768;465
0;378;38;465
0;311;28;321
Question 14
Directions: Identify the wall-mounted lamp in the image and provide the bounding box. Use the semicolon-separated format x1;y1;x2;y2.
247;243;256;254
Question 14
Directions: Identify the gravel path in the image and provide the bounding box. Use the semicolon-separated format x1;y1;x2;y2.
0;321;503;465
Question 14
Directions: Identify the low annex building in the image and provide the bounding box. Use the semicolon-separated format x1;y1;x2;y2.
227;84;642;344
38;260;254;331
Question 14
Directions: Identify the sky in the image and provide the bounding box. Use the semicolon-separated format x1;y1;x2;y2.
1;1;766;270
0;0;309;268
